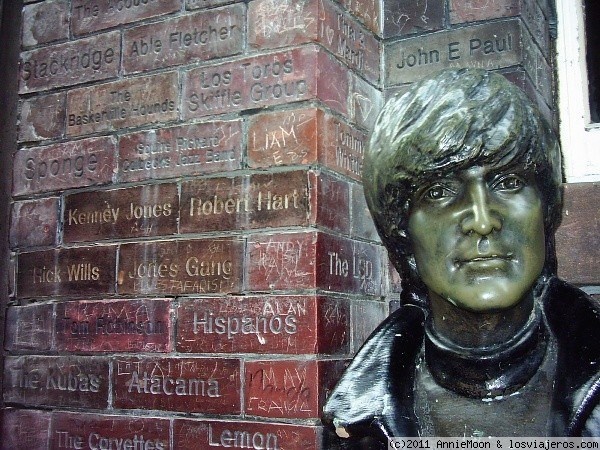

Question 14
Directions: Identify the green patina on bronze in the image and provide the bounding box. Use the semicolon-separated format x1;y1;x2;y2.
362;68;563;311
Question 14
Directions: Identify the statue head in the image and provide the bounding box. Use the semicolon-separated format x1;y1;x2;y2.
363;68;563;311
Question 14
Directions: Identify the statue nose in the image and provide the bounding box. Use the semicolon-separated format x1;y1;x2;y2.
460;183;502;236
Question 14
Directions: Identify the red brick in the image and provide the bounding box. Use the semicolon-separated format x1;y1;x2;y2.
10;197;59;248
450;0;520;24
347;64;382;129
17;246;117;298
245;359;345;419
118;120;242;183
63;183;179;242
320;111;367;180
113;357;241;413
3;356;109;409
333;0;381;34
123;5;244;74
5;303;54;352
317;233;384;296
316;0;379;83
66;72;179;137
173;418;320;450
1;408;51;450
248;231;384;294
248;108;368;177
183;47;317;118
176;295;349;354
19;31;120;94
383;0;444;37
180;171;310;233
50;411;170;450
247;232;318;291
248;0;319;49
71;0;180;36
18;92;66;143
309;170;350;234
556;183;600;285
22;0;69;47
55;299;172;353
248;107;318;168
118;238;243;295
13;137;116;196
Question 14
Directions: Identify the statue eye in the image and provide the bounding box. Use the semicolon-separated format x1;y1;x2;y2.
424;184;454;200
494;175;525;192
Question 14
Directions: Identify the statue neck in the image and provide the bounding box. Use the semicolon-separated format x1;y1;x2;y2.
424;292;548;398
428;291;534;348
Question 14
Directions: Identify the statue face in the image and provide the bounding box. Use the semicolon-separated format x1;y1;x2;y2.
407;165;545;312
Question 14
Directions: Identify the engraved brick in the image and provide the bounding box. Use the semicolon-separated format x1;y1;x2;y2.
248;107;318;168
320;110;368;180
1;408;51;450
385;20;522;86
180;171;309;233
248;108;368;179
124;5;244;74
18;92;66;143
333;0;381;35
13;137;116;196
113;357;241;413
55;299;172;353
248;232;318;291
186;0;242;9
173;418;321;450
245;359;345;419
383;0;444;37
450;0;520;24
249;0;318;49
22;0;69;47
351;181;379;241
3;356;109;409
17;246;117;298
10;197;59;248
63;183;179;242
317;232;384;296
248;0;379;83
248;231;383;295
5;303;54;352
50;411;170;450
318;1;379;83
71;0;180;36
310;171;350;234
118;238;243;296
176;295;349;354
183;45;372;125
118;120;242;183
66;72;179;137
345;55;383;129
19;31;120;94
556;183;600;285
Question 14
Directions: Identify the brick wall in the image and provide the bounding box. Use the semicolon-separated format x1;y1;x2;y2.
3;1;386;449
4;1;599;449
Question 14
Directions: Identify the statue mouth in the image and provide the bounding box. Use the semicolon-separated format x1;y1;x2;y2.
454;254;514;268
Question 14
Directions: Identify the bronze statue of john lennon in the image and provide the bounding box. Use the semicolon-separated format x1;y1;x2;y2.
323;68;600;444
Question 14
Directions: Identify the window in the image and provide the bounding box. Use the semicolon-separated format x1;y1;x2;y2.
556;0;600;181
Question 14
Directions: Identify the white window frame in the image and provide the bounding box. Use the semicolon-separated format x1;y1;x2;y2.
556;0;600;182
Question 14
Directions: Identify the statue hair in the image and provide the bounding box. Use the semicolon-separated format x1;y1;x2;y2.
363;68;563;307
